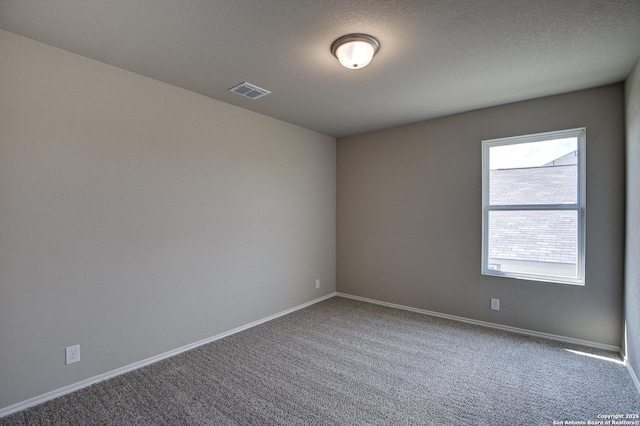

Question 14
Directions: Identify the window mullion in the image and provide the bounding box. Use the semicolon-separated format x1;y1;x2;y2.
487;204;579;211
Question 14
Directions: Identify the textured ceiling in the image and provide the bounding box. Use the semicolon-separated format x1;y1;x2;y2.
1;0;639;137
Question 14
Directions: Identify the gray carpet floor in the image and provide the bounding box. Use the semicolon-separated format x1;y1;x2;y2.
2;296;639;425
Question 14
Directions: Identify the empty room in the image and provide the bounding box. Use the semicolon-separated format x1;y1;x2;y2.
1;1;640;424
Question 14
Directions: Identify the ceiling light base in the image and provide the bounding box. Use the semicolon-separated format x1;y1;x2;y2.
331;33;380;70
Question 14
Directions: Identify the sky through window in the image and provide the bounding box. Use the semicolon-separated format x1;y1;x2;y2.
490;138;577;170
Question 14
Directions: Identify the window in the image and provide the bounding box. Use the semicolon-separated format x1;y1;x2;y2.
482;128;586;285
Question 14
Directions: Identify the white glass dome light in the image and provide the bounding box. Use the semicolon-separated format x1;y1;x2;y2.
331;34;380;70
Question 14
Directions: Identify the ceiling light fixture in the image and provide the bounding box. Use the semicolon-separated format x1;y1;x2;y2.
331;33;380;70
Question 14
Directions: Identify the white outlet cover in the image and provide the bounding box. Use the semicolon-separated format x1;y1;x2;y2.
66;344;80;365
315;279;320;288
491;298;500;311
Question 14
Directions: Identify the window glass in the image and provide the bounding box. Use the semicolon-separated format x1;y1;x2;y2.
482;129;585;285
488;210;578;279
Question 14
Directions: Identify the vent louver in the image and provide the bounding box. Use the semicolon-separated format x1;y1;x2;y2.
229;82;271;100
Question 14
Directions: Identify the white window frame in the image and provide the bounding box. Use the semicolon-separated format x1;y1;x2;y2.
481;128;586;285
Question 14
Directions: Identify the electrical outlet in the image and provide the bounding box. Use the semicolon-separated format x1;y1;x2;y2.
65;344;80;365
490;298;500;311
315;279;320;289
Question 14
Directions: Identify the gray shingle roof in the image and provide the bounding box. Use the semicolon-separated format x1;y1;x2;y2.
490;164;577;205
489;210;577;263
488;161;578;264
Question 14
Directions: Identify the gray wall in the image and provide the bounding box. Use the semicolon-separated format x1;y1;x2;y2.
0;30;336;410
625;60;640;384
337;85;625;347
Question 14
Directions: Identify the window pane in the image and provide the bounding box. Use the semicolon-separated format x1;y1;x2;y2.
489;138;577;205
488;210;578;279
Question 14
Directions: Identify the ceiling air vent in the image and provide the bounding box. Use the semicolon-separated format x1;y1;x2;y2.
229;82;271;100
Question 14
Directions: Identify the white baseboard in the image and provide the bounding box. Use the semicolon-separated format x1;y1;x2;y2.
3;290;633;417
627;360;640;395
0;292;337;418
336;292;621;353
